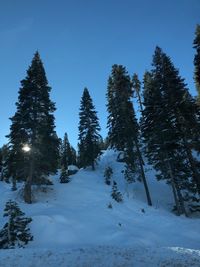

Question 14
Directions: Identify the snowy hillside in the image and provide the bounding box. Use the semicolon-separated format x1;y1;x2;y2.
0;150;200;266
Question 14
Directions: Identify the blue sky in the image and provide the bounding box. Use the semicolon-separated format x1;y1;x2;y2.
0;0;199;148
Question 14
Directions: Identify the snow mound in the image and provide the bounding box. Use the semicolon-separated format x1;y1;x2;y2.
0;149;200;266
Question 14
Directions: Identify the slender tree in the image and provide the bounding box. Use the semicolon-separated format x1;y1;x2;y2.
78;88;101;170
107;65;152;206
193;24;200;103
132;73;143;112
7;52;59;203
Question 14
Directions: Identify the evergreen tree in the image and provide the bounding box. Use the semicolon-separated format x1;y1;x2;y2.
0;200;33;249
69;146;77;166
193;24;200;103
106;65;152;206
111;181;123;202
0;145;13;184
78;88;101;170
7;52;59;203
132;73;143;112
60;133;70;170
0;148;2;179
141;46;200;215
60;167;70;183
104;166;113;185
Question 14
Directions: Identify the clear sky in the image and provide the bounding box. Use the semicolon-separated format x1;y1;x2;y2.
0;0;200;148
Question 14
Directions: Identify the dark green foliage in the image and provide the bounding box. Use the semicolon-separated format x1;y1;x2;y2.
60;133;70;170
0;200;33;249
132;73;143;112
106;65;138;151
124;163;135;183
141;46;200;214
111;181;123;203
60;167;70;183
106;65;139;175
104;166;113;185
0;148;2;179
0;145;12;183
107;202;113;209
6;52;59;202
69;146;77;166
193;24;200;103
78;88;101;170
106;65;152;206
60;133;77;169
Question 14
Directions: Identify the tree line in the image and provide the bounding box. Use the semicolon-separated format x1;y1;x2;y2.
0;25;200;216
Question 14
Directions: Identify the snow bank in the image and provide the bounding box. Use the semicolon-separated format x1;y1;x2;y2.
0;149;200;266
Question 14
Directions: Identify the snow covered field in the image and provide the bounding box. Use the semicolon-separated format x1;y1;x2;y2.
0;150;200;266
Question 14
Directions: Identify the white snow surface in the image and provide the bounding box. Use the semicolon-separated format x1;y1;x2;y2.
0;149;200;266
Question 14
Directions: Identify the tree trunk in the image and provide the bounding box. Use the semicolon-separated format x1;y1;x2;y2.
175;182;188;217
136;90;143;113
134;138;152;206
176;111;200;195
166;158;181;215
166;157;188;217
11;177;17;191
183;136;200;195
24;155;34;204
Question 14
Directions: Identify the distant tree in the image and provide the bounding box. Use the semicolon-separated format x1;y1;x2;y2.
60;167;70;183
106;64;152;206
7;52;59;203
0;148;2;178
59;134;77;168
132;73;143;112
78;88;101;170
193;24;200;104
0;200;33;249
68;145;77;166
60;133;70;170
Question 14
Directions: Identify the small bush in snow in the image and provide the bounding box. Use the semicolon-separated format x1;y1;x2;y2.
60;168;70;183
104;166;113;185
0;200;33;249
111;181;123;203
107;202;113;209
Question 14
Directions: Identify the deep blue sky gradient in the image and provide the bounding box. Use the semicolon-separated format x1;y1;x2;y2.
0;0;200;147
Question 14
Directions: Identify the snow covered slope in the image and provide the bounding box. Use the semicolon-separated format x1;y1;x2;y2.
0;149;200;266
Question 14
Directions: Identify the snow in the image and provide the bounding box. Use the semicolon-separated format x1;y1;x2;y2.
0;149;200;266
68;165;79;171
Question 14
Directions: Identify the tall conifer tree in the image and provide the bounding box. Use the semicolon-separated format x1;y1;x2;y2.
78;88;101;170
141;47;200;215
7;52;59;203
106;65;152;206
193;24;200;103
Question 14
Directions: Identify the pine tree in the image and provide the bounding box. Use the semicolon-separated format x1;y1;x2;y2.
106;65;152;206
141;46;200;215
0;148;2;179
60;133;70;170
104;166;113;185
111;181;123;202
78;88;101;170
7;52;59;203
132;73;143;112
0;200;33;249
60;167;70;183
0;145;13;184
193;24;200;103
